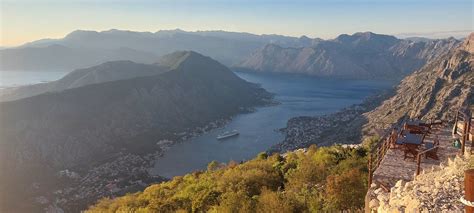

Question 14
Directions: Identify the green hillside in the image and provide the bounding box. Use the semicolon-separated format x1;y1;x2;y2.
87;140;376;212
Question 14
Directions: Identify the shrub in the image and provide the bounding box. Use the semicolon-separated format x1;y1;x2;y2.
87;144;369;212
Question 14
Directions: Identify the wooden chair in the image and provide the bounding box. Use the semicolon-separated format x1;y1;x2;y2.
424;136;440;160
389;128;402;149
403;144;419;161
404;123;430;135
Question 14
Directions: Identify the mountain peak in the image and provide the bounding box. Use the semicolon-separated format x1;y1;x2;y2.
156;51;212;69
334;31;399;51
462;32;474;53
336;31;398;43
155;29;187;35
65;30;99;39
353;31;376;37
262;43;285;51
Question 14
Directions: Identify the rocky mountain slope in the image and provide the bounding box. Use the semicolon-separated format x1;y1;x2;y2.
0;51;272;212
236;32;460;79
1;29;319;70
364;33;473;129
273;33;472;152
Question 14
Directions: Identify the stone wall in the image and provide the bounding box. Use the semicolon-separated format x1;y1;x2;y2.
367;152;471;212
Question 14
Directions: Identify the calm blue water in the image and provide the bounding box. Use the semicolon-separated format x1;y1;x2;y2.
1;70;395;178
151;72;396;178
0;70;69;88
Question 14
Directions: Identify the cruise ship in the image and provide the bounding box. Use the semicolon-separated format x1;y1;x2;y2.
217;130;239;140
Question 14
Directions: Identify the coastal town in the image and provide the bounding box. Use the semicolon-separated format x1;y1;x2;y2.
51;153;164;211
34;116;241;212
272;91;392;152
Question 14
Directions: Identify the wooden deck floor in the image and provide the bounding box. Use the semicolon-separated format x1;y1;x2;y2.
372;123;462;188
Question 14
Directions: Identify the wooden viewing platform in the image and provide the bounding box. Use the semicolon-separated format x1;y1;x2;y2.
371;123;460;189
366;108;473;212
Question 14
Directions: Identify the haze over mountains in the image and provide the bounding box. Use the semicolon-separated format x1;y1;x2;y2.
0;50;270;170
0;29;460;80
0;61;170;101
236;32;460;79
0;29;316;70
0;51;271;212
0;44;158;70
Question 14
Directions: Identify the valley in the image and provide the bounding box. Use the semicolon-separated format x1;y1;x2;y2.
0;65;395;212
0;51;272;212
151;72;395;178
85;32;473;213
0;28;471;213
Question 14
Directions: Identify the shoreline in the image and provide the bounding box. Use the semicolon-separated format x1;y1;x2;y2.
269;89;394;153
41;97;276;212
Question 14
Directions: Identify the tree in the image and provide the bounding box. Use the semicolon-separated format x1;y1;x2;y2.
256;189;294;213
257;152;268;160
207;160;219;171
215;191;255;213
325;168;366;211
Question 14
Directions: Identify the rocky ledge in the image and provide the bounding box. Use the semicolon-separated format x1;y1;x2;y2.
369;152;472;212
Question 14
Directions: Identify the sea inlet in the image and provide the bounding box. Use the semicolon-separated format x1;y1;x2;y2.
151;71;396;178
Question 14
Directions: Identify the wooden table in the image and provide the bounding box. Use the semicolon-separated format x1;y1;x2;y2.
400;133;424;145
404;121;430;134
397;132;425;160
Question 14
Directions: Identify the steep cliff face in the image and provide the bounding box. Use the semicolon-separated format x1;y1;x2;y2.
0;51;271;196
364;33;474;129
236;32;460;79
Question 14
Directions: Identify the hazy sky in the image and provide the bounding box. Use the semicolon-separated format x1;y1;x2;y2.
1;0;473;46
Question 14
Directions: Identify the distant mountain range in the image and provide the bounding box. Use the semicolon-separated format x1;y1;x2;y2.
0;51;272;212
2;29;461;80
235;32;460;79
0;29;317;70
0;44;158;70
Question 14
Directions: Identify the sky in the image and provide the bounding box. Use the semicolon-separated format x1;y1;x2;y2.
1;0;473;47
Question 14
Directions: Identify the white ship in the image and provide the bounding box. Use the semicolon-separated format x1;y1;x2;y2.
217;130;239;140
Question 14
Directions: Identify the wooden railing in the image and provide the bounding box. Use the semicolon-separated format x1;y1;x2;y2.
367;108;472;186
453;108;473;155
415;146;439;176
367;116;407;186
415;108;471;177
367;132;390;186
471;116;474;154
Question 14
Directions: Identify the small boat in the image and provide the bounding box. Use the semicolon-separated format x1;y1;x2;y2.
217;130;239;140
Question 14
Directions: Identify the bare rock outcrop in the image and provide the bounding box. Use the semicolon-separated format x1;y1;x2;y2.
369;154;471;212
364;33;473;130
